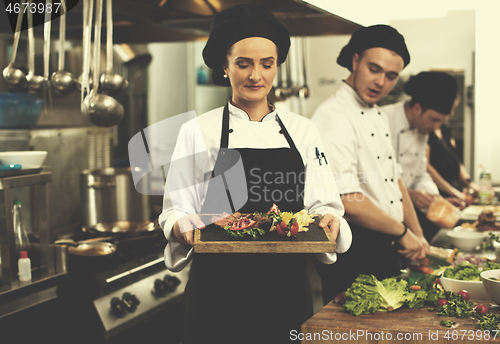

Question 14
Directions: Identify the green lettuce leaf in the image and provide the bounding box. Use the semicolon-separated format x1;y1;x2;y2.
343;275;410;315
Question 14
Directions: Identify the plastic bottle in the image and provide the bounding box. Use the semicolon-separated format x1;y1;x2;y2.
478;166;494;205
12;199;30;252
18;251;32;282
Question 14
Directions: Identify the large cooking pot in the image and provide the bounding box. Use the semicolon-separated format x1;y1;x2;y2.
81;168;151;229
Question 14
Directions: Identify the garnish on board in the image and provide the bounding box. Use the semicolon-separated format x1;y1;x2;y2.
211;203;316;238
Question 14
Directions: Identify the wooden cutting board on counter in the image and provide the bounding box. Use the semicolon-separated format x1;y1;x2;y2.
193;215;336;253
301;302;498;343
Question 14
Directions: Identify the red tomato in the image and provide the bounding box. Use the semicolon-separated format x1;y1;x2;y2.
437;298;449;307
276;221;288;237
458;290;470;301
289;219;299;237
476;304;489;316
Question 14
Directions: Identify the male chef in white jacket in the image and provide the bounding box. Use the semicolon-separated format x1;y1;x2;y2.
311;25;430;304
382;71;461;242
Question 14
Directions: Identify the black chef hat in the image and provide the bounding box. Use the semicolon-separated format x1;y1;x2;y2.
202;3;290;86
404;72;458;115
337;24;410;72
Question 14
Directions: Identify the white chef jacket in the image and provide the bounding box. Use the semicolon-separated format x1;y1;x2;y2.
382;101;439;195
310;82;404;222
159;102;352;271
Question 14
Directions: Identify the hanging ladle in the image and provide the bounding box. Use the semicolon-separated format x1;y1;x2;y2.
99;0;128;95
83;0;124;127
51;0;75;95
79;0;93;103
42;0;53;114
298;37;310;99
2;3;27;89
26;0;44;93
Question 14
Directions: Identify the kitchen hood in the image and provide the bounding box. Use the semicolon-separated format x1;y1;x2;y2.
0;0;362;43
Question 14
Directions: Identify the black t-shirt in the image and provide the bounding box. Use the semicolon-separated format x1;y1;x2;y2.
428;124;461;187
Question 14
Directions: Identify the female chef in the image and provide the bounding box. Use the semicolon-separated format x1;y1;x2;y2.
159;4;351;344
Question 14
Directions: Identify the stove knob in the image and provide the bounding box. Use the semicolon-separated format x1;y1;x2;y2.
122;292;140;312
110;297;127;318
164;275;181;292
154;278;167;296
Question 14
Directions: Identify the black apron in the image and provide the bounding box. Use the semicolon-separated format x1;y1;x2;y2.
184;104;310;344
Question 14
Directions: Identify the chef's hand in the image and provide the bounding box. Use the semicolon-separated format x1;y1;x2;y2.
446;197;466;210
408;190;437;209
173;214;205;247
319;214;340;240
397;228;427;261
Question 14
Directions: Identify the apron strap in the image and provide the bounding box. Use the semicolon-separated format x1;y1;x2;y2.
220;103;230;149
275;114;299;154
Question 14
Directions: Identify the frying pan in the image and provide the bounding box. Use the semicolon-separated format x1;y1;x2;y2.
82;219;160;235
54;237;116;257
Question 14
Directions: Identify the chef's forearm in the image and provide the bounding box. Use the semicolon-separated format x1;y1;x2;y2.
458;164;472;187
399;179;424;238
341;193;406;237
427;163;461;198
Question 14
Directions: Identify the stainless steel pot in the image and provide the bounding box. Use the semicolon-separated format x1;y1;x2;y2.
81;167;150;227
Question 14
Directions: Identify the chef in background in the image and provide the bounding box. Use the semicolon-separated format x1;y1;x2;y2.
159;4;351;343
311;24;429;305
427;95;479;202
383;71;464;241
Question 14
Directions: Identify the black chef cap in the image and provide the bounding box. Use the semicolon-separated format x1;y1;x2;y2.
404;72;458;115
337;24;410;72
202;3;290;86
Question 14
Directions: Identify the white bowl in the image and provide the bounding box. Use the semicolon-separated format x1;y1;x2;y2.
440;275;490;300
481;269;500;305
446;230;485;251
0;151;47;169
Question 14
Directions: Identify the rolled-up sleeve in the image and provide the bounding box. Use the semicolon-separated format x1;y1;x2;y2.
413;155;439;195
159;120;211;272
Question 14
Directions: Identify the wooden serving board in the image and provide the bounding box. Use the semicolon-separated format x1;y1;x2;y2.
301;302;499;344
193;215;336;253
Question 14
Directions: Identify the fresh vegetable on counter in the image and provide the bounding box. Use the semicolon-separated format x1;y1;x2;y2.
343;275;411;316
342;268;500;331
441;261;500;281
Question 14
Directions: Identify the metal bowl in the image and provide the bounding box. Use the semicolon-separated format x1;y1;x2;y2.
0;151;47;169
